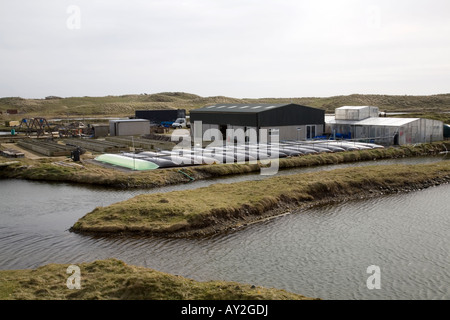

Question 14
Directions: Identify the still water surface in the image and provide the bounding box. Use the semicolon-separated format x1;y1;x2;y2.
0;157;449;300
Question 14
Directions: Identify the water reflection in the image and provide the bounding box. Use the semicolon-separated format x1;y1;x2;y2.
0;157;449;300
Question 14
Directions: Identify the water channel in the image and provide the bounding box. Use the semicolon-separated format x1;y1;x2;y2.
0;156;449;300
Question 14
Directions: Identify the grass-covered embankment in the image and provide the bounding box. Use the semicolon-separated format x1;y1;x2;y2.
0;259;315;300
1;142;449;188
71;161;450;238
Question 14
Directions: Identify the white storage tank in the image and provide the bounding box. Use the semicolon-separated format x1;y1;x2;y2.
335;106;379;121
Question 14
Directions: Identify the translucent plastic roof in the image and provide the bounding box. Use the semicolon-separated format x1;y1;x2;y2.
326;115;420;127
337;106;374;110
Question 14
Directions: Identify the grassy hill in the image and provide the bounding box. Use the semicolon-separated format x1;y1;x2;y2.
1;92;450;119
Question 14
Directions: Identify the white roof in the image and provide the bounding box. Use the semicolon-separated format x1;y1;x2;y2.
326;115;420;127
337;106;378;110
109;119;150;123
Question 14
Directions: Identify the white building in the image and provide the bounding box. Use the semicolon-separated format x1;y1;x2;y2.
326;106;443;146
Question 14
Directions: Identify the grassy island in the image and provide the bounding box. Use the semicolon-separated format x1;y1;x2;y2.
71;161;450;238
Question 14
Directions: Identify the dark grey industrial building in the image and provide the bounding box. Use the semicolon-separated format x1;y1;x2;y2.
189;103;325;142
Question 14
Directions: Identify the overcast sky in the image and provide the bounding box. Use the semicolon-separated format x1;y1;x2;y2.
1;0;449;99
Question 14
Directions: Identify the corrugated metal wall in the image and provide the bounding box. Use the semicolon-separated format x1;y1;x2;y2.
327;118;443;146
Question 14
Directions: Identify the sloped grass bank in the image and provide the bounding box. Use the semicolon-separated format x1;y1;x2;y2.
71;161;450;238
0;259;315;300
1;142;449;189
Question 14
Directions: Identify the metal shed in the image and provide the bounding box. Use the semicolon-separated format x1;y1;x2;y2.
335;106;380;120
109;119;150;136
190;103;325;143
326;107;444;145
91;124;110;138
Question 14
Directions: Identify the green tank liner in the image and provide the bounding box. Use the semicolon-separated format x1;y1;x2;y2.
95;154;159;171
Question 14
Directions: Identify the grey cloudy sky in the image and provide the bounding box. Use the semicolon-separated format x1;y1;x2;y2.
1;0;449;99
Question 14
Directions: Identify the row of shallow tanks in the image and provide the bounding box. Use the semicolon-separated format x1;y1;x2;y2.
116;140;385;169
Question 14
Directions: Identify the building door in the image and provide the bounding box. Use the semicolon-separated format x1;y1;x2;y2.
393;131;399;145
219;125;227;141
306;125;316;140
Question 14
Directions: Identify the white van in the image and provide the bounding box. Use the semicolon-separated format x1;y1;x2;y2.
172;117;190;129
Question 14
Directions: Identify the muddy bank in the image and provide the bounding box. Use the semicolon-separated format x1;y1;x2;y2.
70;161;450;238
1;142;449;189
